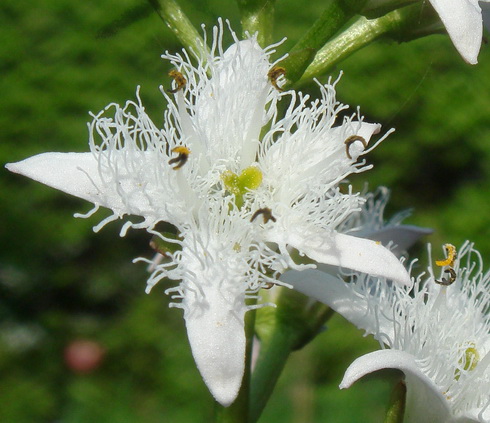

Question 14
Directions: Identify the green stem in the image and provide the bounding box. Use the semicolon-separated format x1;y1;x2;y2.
362;0;418;18
250;288;334;423
280;0;368;84
297;3;442;85
215;307;256;423
236;0;276;47
249;328;295;423
147;0;206;54
384;381;407;423
298;14;393;85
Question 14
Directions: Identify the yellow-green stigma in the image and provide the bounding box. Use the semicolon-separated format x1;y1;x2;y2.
455;343;480;380
461;345;480;371
222;166;263;208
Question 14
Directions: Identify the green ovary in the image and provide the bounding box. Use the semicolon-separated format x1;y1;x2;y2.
222;166;263;208
461;346;480;372
454;343;480;380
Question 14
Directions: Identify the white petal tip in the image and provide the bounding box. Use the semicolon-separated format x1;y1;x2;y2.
184;291;246;409
5;162;19;173
338;381;350;390
211;382;241;407
398;273;413;288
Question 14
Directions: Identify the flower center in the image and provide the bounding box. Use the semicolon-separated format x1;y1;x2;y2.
221;166;263;208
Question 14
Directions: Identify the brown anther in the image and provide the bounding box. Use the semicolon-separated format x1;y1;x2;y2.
168;70;187;93
251;208;277;224
435;268;457;286
344;135;367;160
268;66;286;92
169;146;190;170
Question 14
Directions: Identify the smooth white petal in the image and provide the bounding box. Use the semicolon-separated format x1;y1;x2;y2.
281;269;395;338
6;152;106;205
271;227;412;286
184;286;246;407
430;0;483;64
360;225;433;256
341;350;453;423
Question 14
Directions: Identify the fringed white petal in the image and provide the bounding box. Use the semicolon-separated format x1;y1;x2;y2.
261;113;383;206
341;350;454;423
6;151;171;223
172;36;277;171
430;0;483;64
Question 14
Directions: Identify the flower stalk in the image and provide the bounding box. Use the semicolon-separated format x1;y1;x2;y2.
384;381;407;423
280;0;368;84
147;0;206;54
236;0;276;47
298;3;442;85
250;287;334;423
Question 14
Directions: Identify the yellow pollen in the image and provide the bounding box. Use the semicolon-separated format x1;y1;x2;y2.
436;244;457;267
172;146;190;155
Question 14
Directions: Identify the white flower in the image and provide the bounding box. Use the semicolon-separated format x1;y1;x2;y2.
5;21;411;406
285;242;490;422
429;0;490;64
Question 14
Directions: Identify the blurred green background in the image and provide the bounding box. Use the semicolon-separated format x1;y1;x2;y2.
1;0;489;421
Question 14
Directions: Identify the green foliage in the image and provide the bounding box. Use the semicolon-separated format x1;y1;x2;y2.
1;0;490;421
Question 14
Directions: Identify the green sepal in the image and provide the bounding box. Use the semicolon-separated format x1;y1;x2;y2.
282;0;368;85
298;3;442;86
